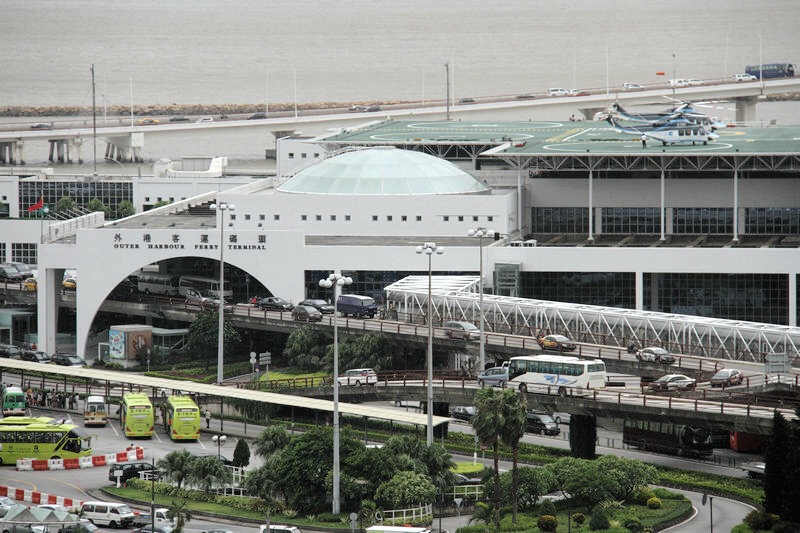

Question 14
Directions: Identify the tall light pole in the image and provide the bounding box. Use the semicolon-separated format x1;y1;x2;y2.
210;201;235;383
319;272;352;515
444;63;451;121
211;434;227;460
671;53;677;100
468;228;494;374
416;242;444;445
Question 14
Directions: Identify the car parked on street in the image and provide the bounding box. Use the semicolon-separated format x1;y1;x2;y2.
710;368;744;387
526;412;560;435
51;353;87;366
19;350;51;363
450;405;476;421
648;373;697;391
291;305;322;322
443;320;480;340
477;366;509;387
298;298;335;314
337;368;378;386
257;296;294;311
537;334;577;352
636;347;675;364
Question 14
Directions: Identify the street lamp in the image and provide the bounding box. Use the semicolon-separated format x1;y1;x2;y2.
319;272;352;515
416;242;444;446
467;228;494;374
211;434;227;460
210;201;235;384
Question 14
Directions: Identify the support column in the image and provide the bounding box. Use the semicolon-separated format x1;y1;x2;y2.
733;168;739;241
37;268;65;355
789;273;796;328
734;95;758;124
588;169;594;240
635;271;644;311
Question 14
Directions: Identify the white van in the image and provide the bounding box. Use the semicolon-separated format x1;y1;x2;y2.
669;78;690;88
84;395;108;426
80;501;135;528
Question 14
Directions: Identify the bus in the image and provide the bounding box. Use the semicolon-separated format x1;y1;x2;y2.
136;272;180;295
0;418;92;465
120;393;154;438
2;386;26;416
162;395;201;441
623;419;713;457
84;395;108;427
0;416;54;426
178;275;232;299
507;354;606;395
745;62;795;79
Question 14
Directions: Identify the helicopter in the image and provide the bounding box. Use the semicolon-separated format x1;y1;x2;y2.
611;101;728;131
605;116;719;146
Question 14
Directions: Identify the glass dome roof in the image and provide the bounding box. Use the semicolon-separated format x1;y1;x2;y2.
277;147;490;195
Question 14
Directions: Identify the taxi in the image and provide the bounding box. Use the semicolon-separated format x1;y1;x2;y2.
23;277;37;291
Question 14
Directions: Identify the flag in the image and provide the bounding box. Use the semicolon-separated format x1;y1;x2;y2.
27;196;44;213
655;71;666;76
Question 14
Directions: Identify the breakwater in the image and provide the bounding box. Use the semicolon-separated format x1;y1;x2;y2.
0;100;416;118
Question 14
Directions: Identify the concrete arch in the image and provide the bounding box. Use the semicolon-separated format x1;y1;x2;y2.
41;228;306;358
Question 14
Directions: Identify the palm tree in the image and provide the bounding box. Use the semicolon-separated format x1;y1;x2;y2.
186;456;233;493
157;450;194;489
500;388;527;524
253;425;291;458
166;500;192;533
471;387;505;528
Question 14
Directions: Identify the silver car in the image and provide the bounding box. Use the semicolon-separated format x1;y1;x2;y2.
477;366;508;387
636;347;675;364
443;320;481;340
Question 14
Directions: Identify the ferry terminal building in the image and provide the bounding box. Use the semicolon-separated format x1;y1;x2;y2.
2;119;800;358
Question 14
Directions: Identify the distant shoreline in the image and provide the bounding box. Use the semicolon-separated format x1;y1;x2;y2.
1;92;797;118
0;100;417;118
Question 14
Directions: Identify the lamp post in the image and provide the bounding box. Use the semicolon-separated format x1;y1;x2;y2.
416;242;444;446
210;201;235;384
211;434;227;460
468;228;494;374
319;272;352;515
444;63;450;121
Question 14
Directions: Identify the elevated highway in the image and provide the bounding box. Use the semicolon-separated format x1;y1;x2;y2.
1;78;798;165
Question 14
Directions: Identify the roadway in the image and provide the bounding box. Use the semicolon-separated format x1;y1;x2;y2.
2;403;756;533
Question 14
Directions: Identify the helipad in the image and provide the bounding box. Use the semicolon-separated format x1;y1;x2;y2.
316;120;800;156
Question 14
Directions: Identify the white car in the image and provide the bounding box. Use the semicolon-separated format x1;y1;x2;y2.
669;79;690;88
687;79;704;86
733;73;757;82
338;368;378;386
622;82;644;91
196;116;213;123
547;88;570;97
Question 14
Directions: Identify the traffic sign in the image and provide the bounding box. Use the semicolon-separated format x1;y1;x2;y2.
260;352;271;365
249;351;257;365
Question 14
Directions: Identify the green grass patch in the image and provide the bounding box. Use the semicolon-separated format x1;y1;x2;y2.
452;461;485;477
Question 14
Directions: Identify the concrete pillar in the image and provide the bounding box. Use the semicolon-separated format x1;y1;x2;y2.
734;95;758;124
15;141;25;165
48;140;56;162
579;107;606;121
38;268;65;355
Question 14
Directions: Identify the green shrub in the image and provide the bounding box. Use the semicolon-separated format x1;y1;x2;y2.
571;512;586;525
646;496;662;509
743;509;777;530
540;499;557;516
316;513;342;523
589;507;610;530
624;516;644;532
630;487;655;506
537;515;558;532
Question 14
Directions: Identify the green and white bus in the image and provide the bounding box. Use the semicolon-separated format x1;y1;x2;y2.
0;418;92;465
121;393;154;438
162;395;200;441
2;386;26;416
508;354;606;396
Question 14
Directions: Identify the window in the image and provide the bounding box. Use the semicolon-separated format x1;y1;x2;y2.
316;215;322;221
244;214;251;221
259;214;265;221
273;214;280;221
12;243;37;265
488;216;494;222
314;153;320;158
401;215;407;222
301;215;307;221
345;215;351;221
387;215;393;222
330;215;336;221
602;207;660;234
301;153;307;159
230;214;236;221
372;215;378;221
673;208;732;234
532;207;590;234
443;216;450;222
416;216;422;222
746;208;800;234
458;216;464;221
288;153;295;159
473;216;479;222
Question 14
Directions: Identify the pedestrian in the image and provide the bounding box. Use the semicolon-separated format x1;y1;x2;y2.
205;409;211;429
641;133;647;148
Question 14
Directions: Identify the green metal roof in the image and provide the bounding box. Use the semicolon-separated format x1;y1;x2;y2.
317;120;800;156
277;146;490;195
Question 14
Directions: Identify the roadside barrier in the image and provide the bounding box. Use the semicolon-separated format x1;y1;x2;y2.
0;484;84;510
15;445;144;471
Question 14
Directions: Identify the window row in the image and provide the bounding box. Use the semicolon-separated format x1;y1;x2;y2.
232;214;495;223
